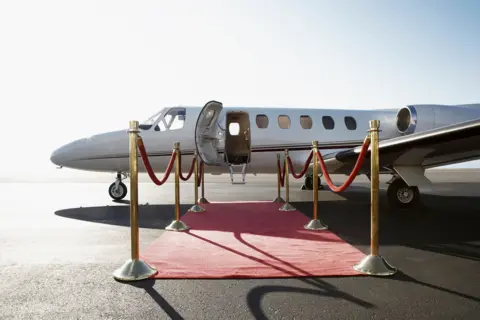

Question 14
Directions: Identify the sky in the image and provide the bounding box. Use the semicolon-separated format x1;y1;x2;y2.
0;0;479;181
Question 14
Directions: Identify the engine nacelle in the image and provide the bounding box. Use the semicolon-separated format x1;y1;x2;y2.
395;104;480;136
395;105;438;135
396;106;417;135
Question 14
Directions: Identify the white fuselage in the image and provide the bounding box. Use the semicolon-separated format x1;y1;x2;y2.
50;104;480;176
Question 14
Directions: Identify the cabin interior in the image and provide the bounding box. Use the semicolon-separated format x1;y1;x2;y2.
225;112;251;165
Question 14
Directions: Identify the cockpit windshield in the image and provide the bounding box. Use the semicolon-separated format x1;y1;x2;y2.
139;107;186;131
141;108;165;126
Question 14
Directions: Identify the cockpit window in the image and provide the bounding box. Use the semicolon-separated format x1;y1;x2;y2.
164;108;186;130
139;107;186;131
140;109;164;130
142;109;164;126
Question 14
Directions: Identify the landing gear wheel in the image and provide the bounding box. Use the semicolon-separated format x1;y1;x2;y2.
109;181;127;201
387;178;420;210
303;175;321;191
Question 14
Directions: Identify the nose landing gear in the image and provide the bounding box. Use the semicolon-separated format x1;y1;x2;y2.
108;172;128;201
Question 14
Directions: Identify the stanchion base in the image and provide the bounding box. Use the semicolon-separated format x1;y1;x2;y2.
272;196;285;203
113;259;158;282
353;254;397;276
198;197;209;204
166;220;190;232
189;204;205;212
279;202;296;211
304;219;328;230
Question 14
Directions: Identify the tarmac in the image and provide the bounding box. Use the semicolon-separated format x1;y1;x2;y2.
1;170;479;319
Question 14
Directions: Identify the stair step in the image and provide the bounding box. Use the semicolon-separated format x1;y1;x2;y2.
228;163;247;184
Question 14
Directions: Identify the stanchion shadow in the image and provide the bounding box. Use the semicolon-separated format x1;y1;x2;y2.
54;204;192;229
186;231;375;317
246;283;374;320
390;270;480;303
118;278;185;320
187;232;314;278
232;232;317;277
234;230;479;316
233;232;373;300
405;242;480;262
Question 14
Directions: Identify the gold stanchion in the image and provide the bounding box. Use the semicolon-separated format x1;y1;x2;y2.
189;152;205;212
304;141;328;230
113;120;158;281
279;149;296;211
198;159;209;204
353;120;397;276
273;153;285;203
166;142;190;231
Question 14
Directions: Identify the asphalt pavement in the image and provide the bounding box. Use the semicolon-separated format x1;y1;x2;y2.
0;171;479;319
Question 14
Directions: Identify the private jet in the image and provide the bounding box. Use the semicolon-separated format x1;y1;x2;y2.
50;101;480;209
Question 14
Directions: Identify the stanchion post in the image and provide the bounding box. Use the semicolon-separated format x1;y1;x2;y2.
113;120;158;281
279;149;296;211
273;153;285;203
198;159;209;204
353;120;397;276
166;142;190;231
304;141;328;230
189;151;205;212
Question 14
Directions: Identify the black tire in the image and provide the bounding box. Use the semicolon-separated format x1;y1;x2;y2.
386;178;420;210
108;182;128;201
304;175;321;190
305;175;313;190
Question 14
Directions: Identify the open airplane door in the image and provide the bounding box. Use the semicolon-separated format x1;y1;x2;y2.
194;100;224;166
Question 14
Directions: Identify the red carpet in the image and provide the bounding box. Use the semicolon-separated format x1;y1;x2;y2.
141;202;366;279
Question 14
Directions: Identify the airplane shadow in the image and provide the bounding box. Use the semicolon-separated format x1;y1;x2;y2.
294;187;480;261
54;188;480;261
55;203;193;229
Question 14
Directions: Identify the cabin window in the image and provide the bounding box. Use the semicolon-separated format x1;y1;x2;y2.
278;115;291;129
344;116;357;130
322;116;334;130
300;115;312;129
164;108;186;130
256;114;269;128
228;122;240;135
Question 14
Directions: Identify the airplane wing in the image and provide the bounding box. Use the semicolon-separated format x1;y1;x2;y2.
321;118;480;185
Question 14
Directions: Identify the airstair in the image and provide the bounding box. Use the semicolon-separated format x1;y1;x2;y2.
226;153;249;185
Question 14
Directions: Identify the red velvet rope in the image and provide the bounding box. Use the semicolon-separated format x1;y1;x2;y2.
316;137;371;193
137;138;176;186
178;153;196;181
287;150;313;179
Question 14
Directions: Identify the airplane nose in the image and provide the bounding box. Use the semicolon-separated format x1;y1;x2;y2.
50;149;61;166
50;138;87;167
49;131;127;170
50;146;69;167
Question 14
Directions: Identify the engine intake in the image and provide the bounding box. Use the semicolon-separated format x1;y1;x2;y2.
396;106;417;134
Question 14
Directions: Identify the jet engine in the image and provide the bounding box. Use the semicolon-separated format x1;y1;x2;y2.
395;105;443;135
395;106;417;135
